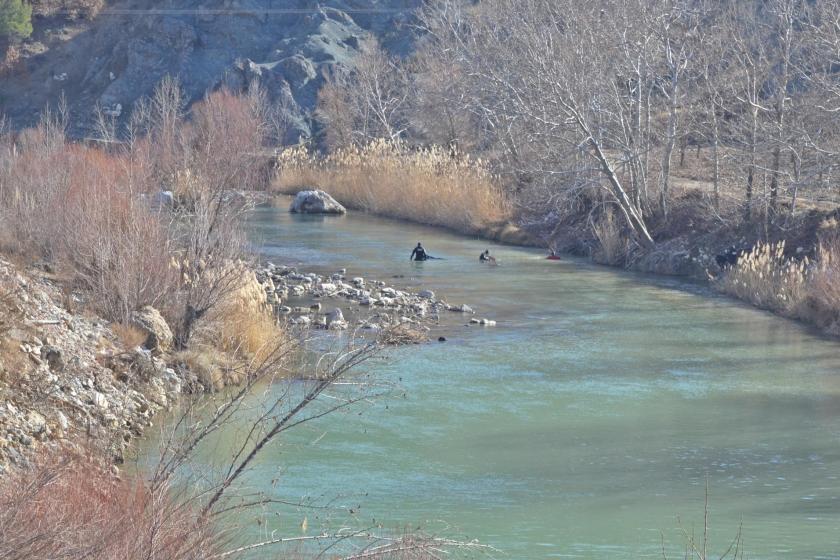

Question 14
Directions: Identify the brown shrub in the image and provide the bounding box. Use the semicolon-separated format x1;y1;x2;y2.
0;451;223;560
806;234;840;331
592;208;628;266
193;266;286;363
111;322;148;350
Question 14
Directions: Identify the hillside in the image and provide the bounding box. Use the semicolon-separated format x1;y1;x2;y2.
0;0;419;141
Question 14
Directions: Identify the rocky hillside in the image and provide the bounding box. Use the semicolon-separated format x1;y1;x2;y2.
0;257;188;472
0;0;419;142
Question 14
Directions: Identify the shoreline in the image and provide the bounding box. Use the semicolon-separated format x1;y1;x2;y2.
267;191;840;342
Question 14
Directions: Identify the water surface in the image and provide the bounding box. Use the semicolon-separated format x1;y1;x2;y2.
149;205;840;559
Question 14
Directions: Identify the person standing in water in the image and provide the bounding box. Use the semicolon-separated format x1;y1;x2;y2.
410;242;428;261
479;249;497;265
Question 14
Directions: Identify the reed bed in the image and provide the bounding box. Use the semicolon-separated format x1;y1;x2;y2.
715;241;808;314
273;139;510;234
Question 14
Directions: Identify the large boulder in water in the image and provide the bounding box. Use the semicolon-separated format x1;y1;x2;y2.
289;190;346;215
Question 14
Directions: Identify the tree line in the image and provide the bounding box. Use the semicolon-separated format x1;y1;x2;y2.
317;0;840;247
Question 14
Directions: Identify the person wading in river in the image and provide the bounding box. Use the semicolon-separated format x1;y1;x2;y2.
410;242;429;261
479;249;497;265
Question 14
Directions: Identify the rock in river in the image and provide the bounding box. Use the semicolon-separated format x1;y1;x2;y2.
289;190;346;215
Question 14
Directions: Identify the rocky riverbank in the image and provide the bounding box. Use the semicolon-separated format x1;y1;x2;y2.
0;258;186;472
255;262;492;335
0;253;486;473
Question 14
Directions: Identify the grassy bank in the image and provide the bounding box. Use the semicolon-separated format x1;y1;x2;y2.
272;139;532;243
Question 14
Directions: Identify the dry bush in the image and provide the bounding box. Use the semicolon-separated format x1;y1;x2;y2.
174;347;239;391
0;112;178;324
715;241;808;314
0;451;223;560
805;225;840;331
111;322;149;350
189;88;269;194
591;207;628;266
273;139;510;234
193;266;286;363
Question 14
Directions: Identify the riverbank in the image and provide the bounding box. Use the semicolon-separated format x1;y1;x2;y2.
272;141;537;246
269;182;840;341
166;203;840;559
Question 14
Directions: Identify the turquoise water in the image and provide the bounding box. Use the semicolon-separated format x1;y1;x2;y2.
144;205;840;559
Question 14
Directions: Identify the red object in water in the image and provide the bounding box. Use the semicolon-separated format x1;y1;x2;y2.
546;255;561;260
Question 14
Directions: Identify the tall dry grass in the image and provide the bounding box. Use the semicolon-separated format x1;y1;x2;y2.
591;208;628;266
273;139;510;234
715;241;808;315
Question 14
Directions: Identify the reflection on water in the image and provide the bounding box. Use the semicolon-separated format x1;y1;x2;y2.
144;205;840;559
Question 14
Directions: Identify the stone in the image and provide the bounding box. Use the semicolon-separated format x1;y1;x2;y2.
40;345;64;372
92;391;109;409
131;306;173;353
326;308;344;325
26;411;47;435
55;411;69;432
289;190;346;214
418;289;435;299
479;318;497;326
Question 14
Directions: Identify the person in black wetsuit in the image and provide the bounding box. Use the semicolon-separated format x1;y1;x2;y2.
479;250;490;262
410;242;428;261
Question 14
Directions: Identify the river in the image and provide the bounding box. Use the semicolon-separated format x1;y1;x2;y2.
144;204;840;559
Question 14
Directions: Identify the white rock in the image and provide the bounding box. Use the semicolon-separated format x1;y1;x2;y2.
92;391;109;409
56;411;69;431
326;308;345;326
289;190;346;214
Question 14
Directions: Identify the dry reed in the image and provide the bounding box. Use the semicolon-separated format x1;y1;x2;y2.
273;139;510;234
715;241;808;315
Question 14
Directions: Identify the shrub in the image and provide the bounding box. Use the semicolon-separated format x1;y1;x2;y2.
715;241;807;315
0;0;32;43
0;451;223;560
193;265;285;363
592;207;628;266
273;139;510;234
804;232;840;332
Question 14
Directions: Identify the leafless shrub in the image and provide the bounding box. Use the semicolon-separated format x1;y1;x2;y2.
0;450;224;560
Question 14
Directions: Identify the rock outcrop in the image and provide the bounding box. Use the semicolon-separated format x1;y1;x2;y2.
0;259;185;472
0;1;420;141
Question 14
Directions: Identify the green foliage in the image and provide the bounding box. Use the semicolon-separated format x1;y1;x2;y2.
0;0;33;42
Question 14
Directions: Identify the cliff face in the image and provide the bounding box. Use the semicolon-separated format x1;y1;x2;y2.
0;0;419;141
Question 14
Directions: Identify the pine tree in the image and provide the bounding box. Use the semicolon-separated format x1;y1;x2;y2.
0;0;33;43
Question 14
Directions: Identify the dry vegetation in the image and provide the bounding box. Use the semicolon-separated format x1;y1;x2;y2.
714;241;809;314
0;451;223;560
274;139;509;234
